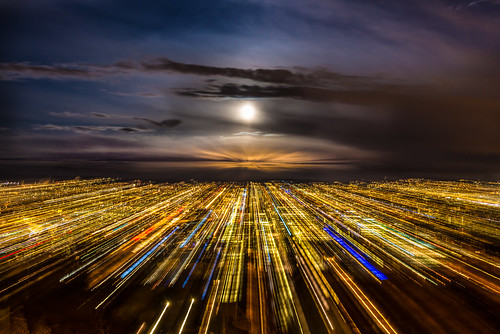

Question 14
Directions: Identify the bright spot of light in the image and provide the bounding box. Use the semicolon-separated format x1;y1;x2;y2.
239;102;257;122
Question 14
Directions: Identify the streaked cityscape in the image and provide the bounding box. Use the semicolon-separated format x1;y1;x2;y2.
2;1;500;333
1;179;499;333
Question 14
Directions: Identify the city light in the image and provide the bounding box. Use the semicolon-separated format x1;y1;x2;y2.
0;179;499;333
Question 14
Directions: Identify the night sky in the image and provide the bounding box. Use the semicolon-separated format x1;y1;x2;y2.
1;0;499;181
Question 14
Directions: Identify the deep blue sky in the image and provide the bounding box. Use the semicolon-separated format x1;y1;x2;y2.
1;0;499;180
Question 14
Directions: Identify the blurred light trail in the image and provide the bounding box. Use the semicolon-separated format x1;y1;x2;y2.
0;178;499;333
121;227;179;279
179;298;195;334
149;301;170;334
324;225;388;281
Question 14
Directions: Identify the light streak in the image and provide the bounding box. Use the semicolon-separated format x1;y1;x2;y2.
1;179;498;334
180;211;211;248
149;301;170;334
324;225;388;280
178;298;195;334
121;227;179;279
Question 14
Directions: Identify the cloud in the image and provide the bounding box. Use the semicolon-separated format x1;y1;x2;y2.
47;111;182;132
45;112;182;133
89;112;140;120
106;90;164;98
0;57;374;89
231;131;282;137
176;83;404;104
4;129;366;171
134;118;182;128
217;131;283;140
91;112;108;118
0;62;118;81
49;111;134;121
34;124;153;133
136;57;371;86
49;111;88;118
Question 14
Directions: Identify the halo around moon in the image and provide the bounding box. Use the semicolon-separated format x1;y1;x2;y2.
239;102;257;122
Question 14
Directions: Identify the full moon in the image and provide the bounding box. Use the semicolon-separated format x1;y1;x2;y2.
239;103;257;121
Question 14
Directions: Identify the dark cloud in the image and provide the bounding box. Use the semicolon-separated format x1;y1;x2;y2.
91;112;108;118
136;57;369;86
107;90;164;98
88;112;134;120
34;124;152;133
119;127;140;132
0;62;113;81
134;118;182;128
49;111;87;118
45;111;182;132
0;58;372;89
176;83;403;104
0;63;86;76
49;111;182;129
49;111;133;121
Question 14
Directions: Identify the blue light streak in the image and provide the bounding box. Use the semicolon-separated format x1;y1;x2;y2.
120;227;178;279
180;211;212;248
324;225;388;280
202;250;220;300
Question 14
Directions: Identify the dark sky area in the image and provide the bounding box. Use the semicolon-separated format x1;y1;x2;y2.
1;0;499;181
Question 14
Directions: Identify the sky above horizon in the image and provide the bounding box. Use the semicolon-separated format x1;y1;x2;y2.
1;0;499;181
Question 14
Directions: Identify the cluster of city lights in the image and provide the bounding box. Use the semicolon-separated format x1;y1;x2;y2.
1;179;499;333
